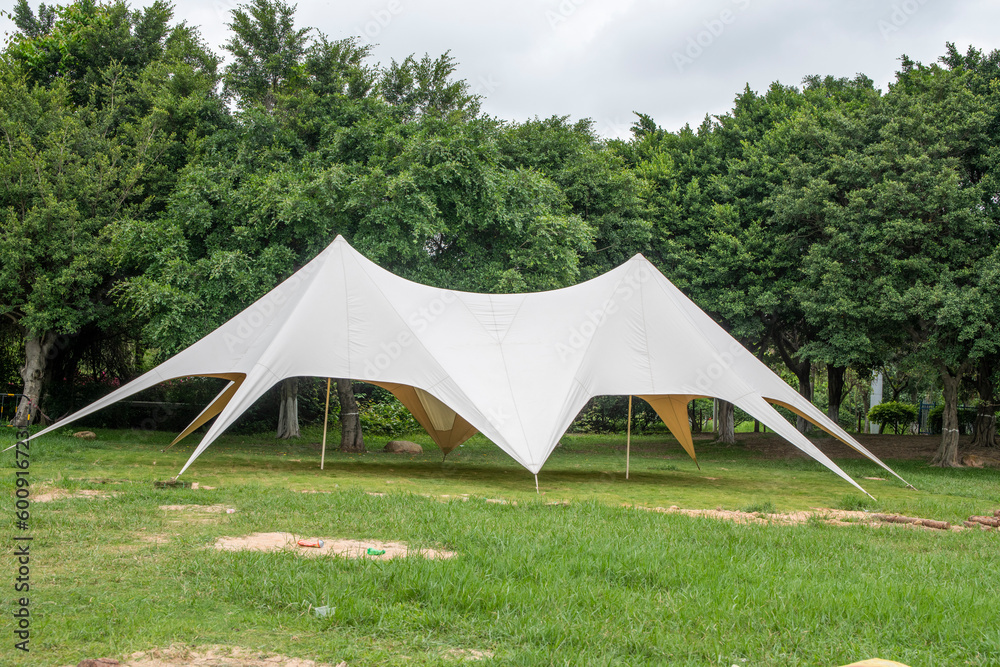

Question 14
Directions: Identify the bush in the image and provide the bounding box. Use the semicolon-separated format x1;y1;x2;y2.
569;396;660;434
358;399;420;436
927;404;979;435
867;401;918;434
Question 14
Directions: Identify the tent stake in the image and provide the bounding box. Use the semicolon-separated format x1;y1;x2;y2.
626;395;632;480
320;378;331;470
534;474;539;494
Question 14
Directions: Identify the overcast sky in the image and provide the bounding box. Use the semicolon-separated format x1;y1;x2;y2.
3;0;998;137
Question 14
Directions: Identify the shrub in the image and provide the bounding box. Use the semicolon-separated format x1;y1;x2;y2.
867;401;918;434
358;399;420;436
927;404;979;435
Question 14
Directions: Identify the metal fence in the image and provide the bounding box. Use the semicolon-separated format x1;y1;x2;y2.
918;402;978;435
918;402;934;435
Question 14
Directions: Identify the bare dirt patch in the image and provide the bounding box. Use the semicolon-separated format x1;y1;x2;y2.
212;532;456;560
34;488;115;503
66;644;345;666
158;504;230;513
442;648;494;661
626;504;965;531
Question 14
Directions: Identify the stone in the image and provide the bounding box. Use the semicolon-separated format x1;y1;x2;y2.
384;440;422;454
72;431;97;440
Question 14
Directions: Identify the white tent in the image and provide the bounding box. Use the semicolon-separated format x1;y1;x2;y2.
27;236;907;494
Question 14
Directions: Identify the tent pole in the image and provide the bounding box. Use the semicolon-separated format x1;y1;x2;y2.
626;395;632;480
534;474;538;494
320;378;331;470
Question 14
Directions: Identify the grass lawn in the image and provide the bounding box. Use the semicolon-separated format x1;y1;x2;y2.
2;425;999;666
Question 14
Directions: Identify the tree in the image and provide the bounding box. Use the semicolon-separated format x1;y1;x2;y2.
336;378;363;452
276;377;299;438
1;0;223;427
500;115;651;276
0;72;155;425
11;0;55;39
7;0;176;106
970;355;999;447
380;51;477;122
725;76;882;431
714;399;736;444
622;109;772;438
797;60;1000;465
222;0;310;110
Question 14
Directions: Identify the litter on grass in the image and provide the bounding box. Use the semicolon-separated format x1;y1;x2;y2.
297;539;325;548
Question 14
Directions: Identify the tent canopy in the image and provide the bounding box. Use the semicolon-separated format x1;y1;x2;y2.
28;236;907;495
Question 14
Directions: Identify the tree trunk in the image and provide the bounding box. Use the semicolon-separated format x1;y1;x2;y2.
715;398;735;444
932;364;963;467
14;332;59;427
794;368;813;433
772;330;812;433
336;378;364;452
971;357;997;448
688;401;702;433
972;407;997;448
276;377;300;439
826;364;846;426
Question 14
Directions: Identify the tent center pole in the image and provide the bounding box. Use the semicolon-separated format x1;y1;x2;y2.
626;395;632;480
534;474;538;494
320;378;331;470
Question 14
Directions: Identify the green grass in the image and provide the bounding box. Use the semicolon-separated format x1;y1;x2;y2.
738;498;777;515
2;426;999;665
